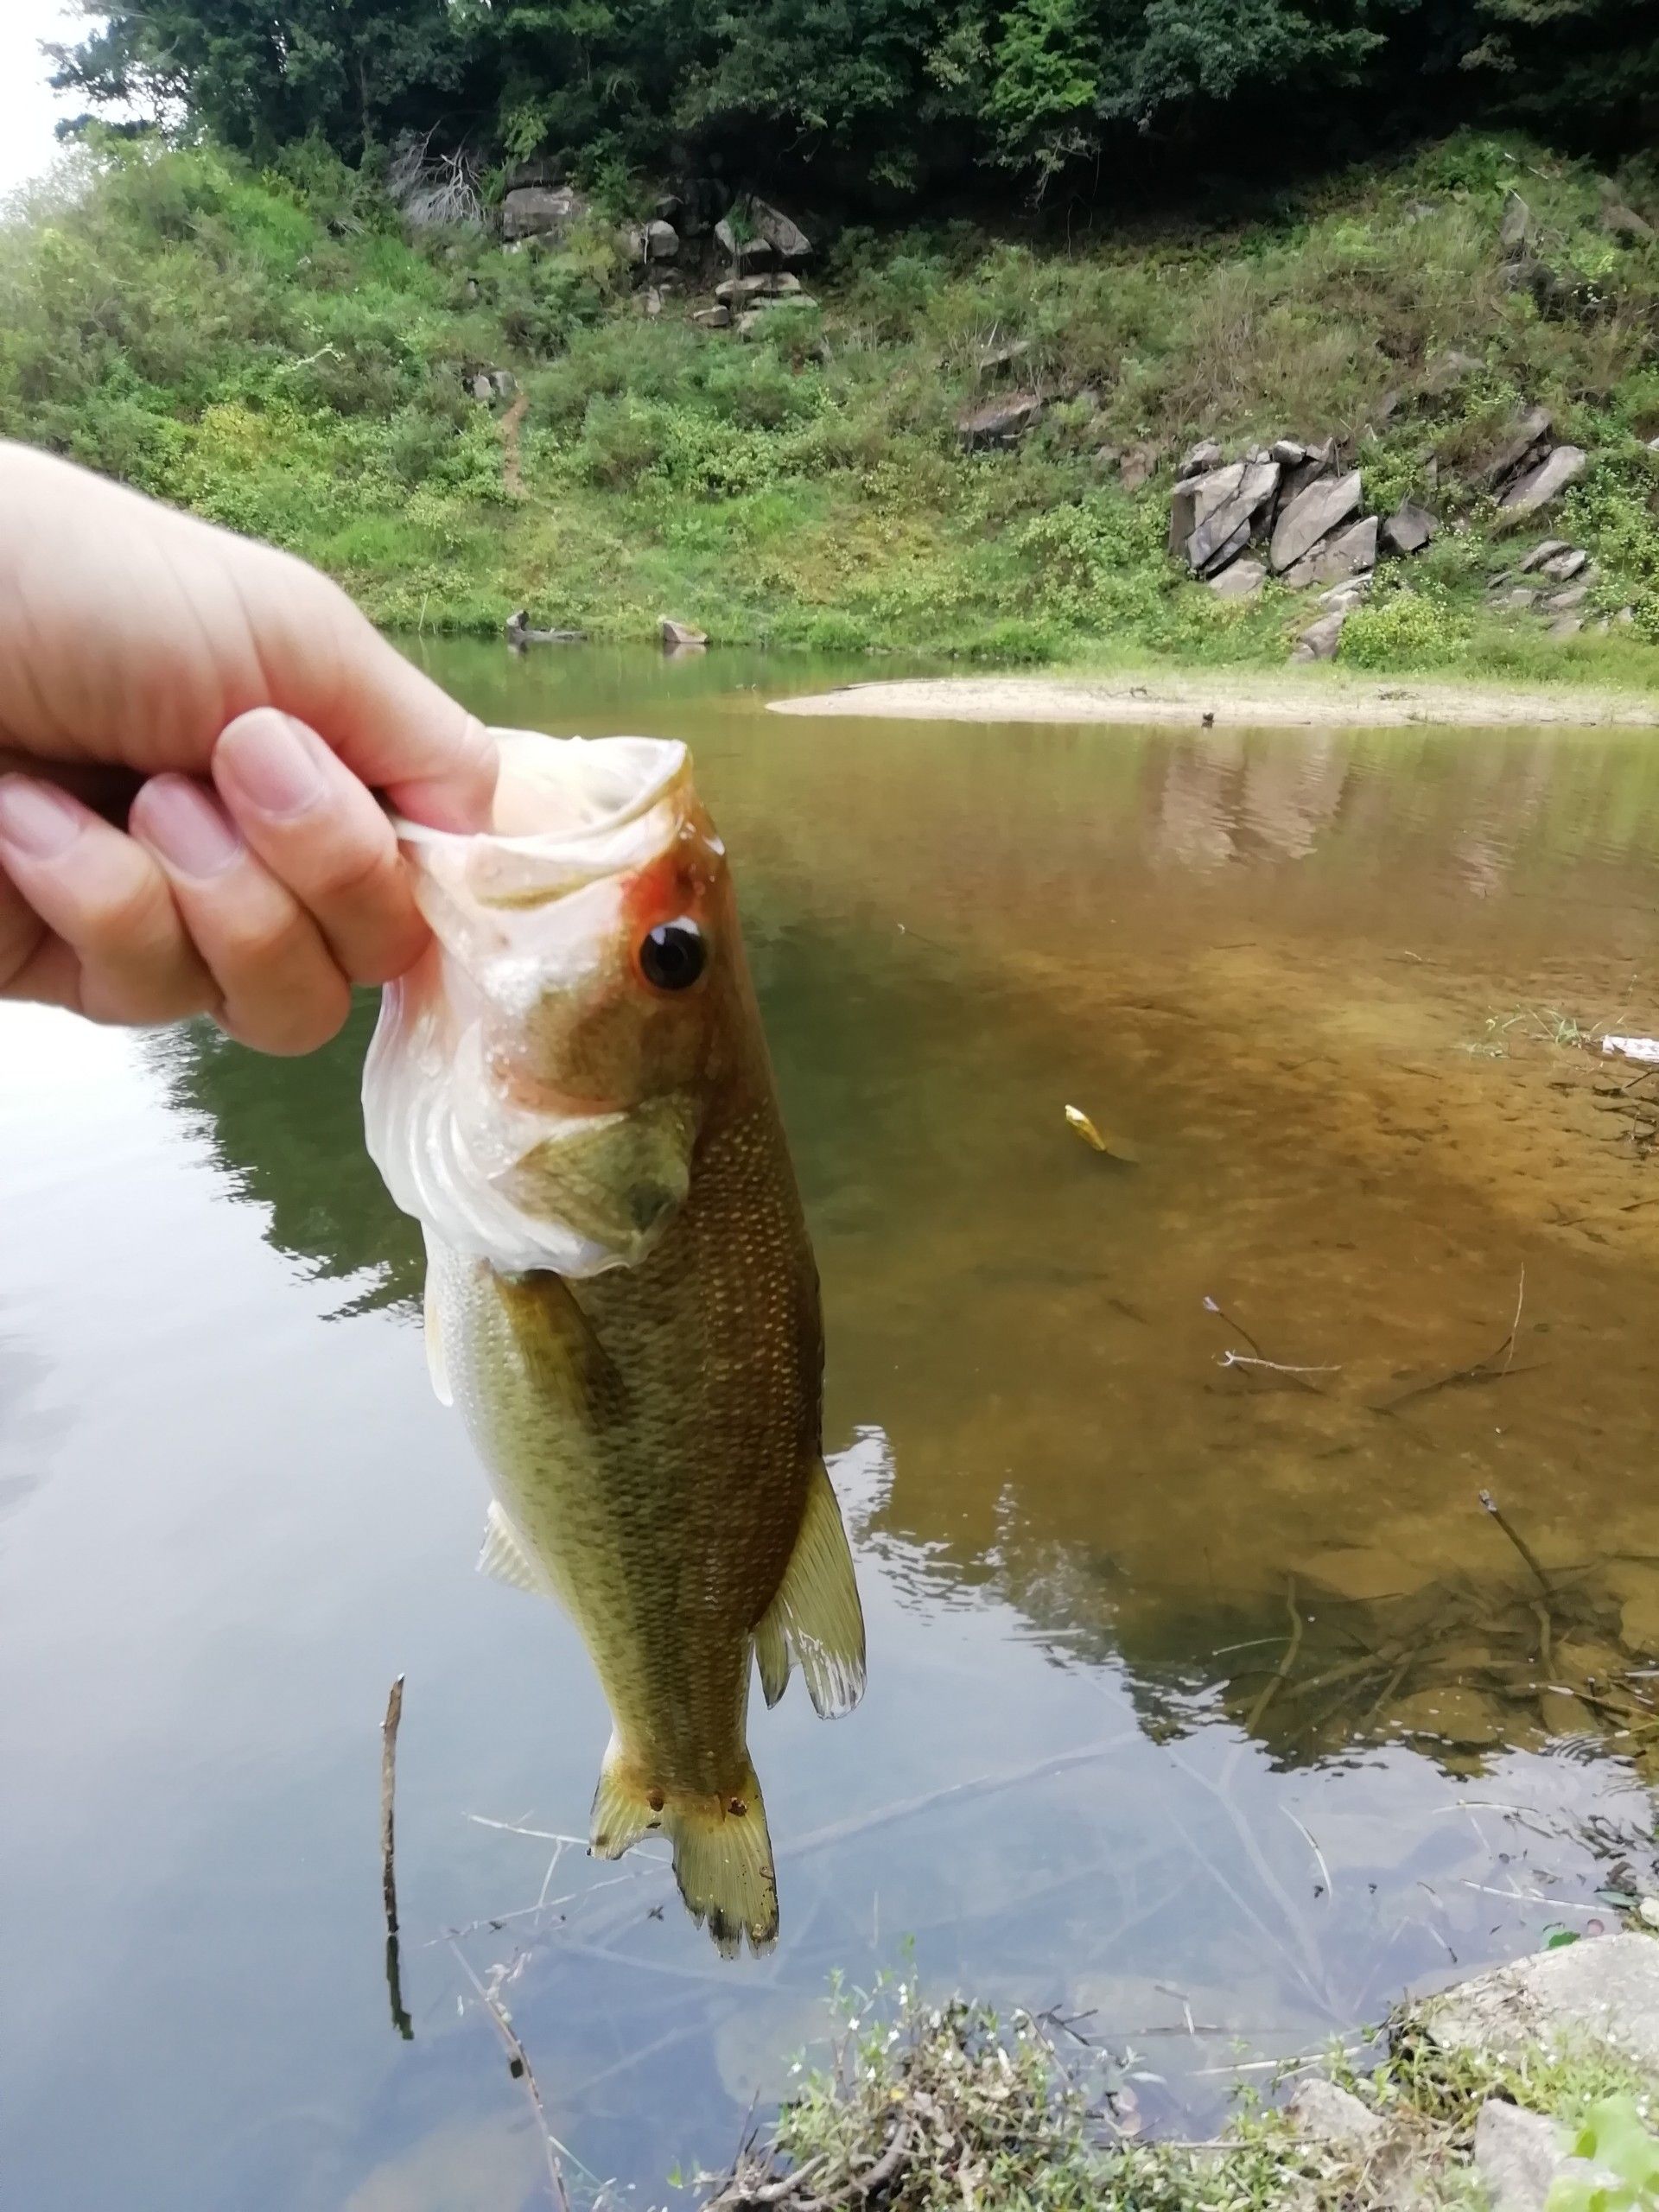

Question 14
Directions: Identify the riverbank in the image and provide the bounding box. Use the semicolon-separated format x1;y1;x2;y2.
705;1936;1659;2212
2;135;1656;683
768;671;1659;727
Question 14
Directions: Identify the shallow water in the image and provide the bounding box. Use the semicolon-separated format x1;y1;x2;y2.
5;644;1659;2212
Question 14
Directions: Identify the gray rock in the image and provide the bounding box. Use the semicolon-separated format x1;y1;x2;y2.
1602;203;1655;245
976;339;1032;378
1499;444;1588;522
751;199;812;264
1540;547;1588;582
957;392;1043;450
468;372;493;402
1285;2079;1384;2152
1419;1932;1659;2069
1120;444;1160;493
1209;557;1267;601
1548;616;1585;640
1283;514;1378;590
1649;435;1659;454
715;272;773;305
645;218;679;260
1186;460;1280;574
1617;605;1637;625
1425;346;1483;391
1492;586;1542;611
1178;439;1225;480
1500;191;1534;259
660;618;708;650
1473;2101;1591;2212
1271;438;1308;467
1544;582;1591;613
691;305;732;330
1319;576;1374;613
1292;610;1347;662
501;185;588;243
1271;470;1363;574
1169;461;1243;556
1518;537;1571;574
1474;407;1553;493
1383;499;1438;556
715;214;774;271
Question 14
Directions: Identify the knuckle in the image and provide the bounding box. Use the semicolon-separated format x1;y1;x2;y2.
228;978;349;1058
307;832;397;911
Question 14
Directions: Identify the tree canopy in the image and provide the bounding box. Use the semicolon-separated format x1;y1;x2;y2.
45;0;1659;197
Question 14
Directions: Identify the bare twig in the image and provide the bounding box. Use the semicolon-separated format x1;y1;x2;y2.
380;1675;413;2041
448;1942;575;2211
381;1675;405;1935
1246;1581;1305;1731
1479;1489;1554;1599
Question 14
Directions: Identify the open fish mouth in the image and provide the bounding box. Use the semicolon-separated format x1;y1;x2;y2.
361;729;706;1276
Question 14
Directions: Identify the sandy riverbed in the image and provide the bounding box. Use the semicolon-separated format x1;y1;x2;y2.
767;671;1659;728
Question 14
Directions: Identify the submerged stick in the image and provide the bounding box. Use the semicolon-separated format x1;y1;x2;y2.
1245;1580;1305;1732
449;1942;575;2212
1479;1491;1553;1599
380;1675;413;2040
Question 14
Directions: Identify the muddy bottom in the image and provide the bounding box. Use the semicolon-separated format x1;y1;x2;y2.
3;645;1659;2212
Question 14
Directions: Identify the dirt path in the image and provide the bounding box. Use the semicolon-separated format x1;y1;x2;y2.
767;671;1659;728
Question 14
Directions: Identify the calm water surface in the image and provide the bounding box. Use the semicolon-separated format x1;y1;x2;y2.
6;645;1659;2211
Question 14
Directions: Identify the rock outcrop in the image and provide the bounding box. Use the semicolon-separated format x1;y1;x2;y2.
1499;443;1588;522
1271;470;1363;572
501;185;588;244
958;393;1044;451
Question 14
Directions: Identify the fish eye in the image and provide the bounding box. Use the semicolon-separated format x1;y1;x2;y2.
638;917;706;992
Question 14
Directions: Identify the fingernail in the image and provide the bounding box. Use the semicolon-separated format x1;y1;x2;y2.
137;777;243;879
219;713;326;818
0;776;83;860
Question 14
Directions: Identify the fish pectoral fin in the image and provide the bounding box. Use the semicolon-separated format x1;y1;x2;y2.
592;1738;779;1959
423;1273;454;1408
494;1268;626;1426
477;1500;552;1596
753;1459;868;1719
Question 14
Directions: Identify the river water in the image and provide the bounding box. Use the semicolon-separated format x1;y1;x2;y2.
5;645;1659;2211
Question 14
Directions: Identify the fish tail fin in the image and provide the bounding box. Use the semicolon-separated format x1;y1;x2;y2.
588;1737;778;1959
754;1459;867;1718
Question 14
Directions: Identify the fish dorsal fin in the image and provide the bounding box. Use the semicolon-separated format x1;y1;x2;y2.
423;1273;454;1408
753;1460;867;1719
478;1501;550;1596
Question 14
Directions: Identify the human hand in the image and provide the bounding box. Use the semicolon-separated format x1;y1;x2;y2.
0;442;497;1053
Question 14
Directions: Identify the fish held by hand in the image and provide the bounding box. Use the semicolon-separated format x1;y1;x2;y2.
362;730;866;1956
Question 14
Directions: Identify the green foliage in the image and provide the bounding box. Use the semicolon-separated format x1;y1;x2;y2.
2;129;1656;691
1551;2095;1659;2212
48;3;1659;195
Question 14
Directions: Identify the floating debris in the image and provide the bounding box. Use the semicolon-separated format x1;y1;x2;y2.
1604;1036;1659;1065
1064;1104;1139;1163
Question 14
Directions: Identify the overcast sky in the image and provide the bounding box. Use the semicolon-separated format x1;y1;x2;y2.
0;3;87;199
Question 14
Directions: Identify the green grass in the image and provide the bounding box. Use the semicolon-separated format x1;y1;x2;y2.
3;130;1658;680
696;1969;1659;2212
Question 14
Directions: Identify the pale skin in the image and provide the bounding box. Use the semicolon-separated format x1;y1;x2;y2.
0;442;499;1054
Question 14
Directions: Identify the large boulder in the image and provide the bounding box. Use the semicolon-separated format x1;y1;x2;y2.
1499;445;1588;524
1473;2101;1596;2212
1499;190;1533;259
620;218;678;263
716;198;812;271
1177;439;1224;480
751;199;812;264
957;392;1043;450
1473;407;1552;493
1292;609;1348;661
501;185;588;243
1185;460;1280;574
1416;1932;1659;2069
1282;514;1378;591
1270;469;1363;574
1383;498;1438;556
1209;556;1266;601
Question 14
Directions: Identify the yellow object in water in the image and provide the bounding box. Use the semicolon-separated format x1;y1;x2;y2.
364;731;866;1955
1065;1103;1139;1163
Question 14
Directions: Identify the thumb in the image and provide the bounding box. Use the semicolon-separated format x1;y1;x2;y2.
318;626;498;833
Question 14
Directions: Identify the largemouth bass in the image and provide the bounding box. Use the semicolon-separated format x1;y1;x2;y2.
362;730;865;1955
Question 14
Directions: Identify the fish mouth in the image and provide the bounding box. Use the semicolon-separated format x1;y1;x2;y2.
393;732;694;911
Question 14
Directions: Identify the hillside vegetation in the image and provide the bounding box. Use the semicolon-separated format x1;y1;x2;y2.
3;131;1659;682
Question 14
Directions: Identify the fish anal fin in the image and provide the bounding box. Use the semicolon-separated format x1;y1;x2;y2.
477;1500;550;1597
590;1738;778;1958
423;1272;454;1407
753;1459;868;1720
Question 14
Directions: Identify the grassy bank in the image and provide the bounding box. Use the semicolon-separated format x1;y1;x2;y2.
697;1972;1659;2212
3;133;1658;683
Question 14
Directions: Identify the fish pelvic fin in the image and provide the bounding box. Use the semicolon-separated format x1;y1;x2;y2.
753;1459;867;1719
590;1737;778;1959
